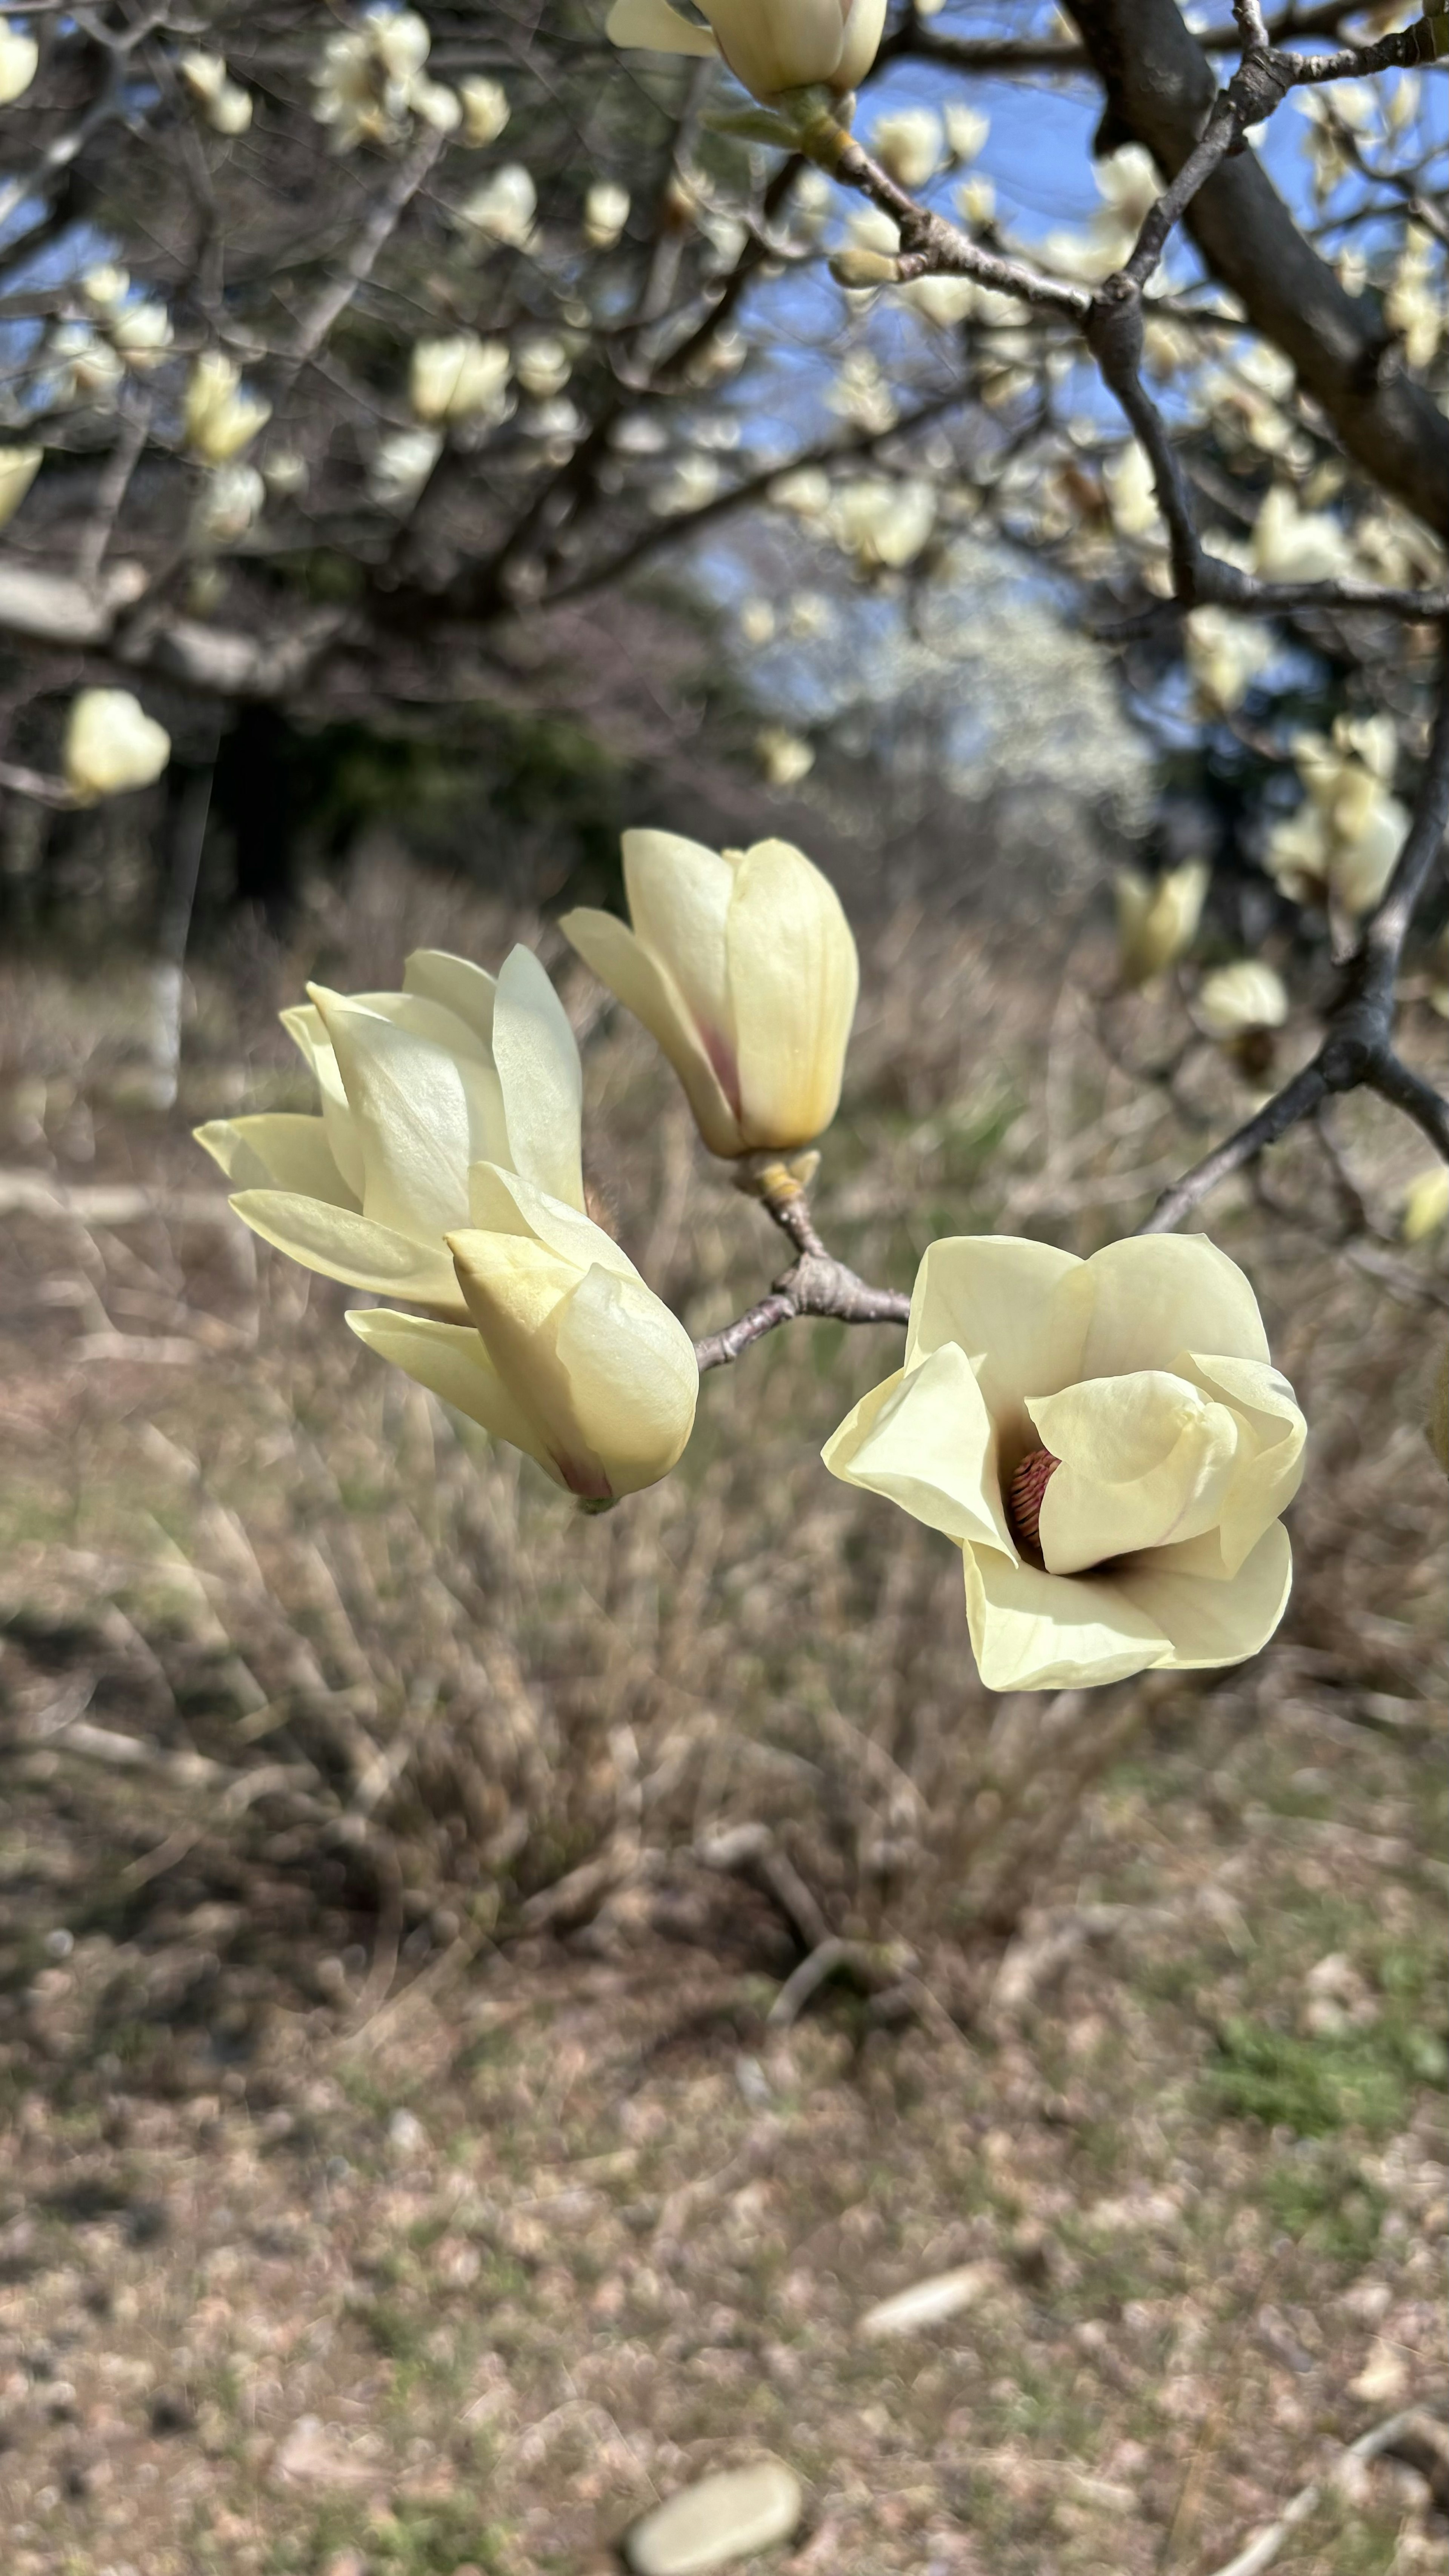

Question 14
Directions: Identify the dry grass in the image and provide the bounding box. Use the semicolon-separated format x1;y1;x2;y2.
0;847;1445;2573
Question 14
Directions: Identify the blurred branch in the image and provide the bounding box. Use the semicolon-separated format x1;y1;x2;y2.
1141;631;1449;1231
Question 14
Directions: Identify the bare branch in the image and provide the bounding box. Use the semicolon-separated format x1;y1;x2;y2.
695;1181;910;1374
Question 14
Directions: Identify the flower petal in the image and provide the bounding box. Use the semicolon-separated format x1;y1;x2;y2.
346;1308;557;1478
606;0;720;57
905;1235;1087;1452
464;1163;637;1281
194;1113;357;1207
620;829;737;1095
1030;1369;1243;1573
403;949;498;1045
312;989;508;1244
1077;1235;1269;1378
491;945;584;1212
280;1001;365;1198
821;1342;1015;1554
1178;1352;1306;1575
552;1264;698;1497
560;905;741;1155
726;840;859;1149
1115;1519;1292;1668
962;1542;1171;1692
229;1190;465;1310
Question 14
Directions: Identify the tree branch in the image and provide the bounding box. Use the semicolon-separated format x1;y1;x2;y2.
694;1181;910;1373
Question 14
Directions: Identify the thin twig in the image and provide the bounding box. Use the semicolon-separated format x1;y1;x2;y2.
694;1180;910;1373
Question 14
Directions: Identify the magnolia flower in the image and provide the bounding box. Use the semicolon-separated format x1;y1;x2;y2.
458;165;537;247
830;475;935;570
349;1166;698;1501
515;337;571;401
0;443;41;529
195;945;585;1318
1195;960;1289;1042
757;725;815;787
178;49;254;133
192;461;265;547
184;352;271;462
605;0;886;103
562;831;858;1158
459;75;509;144
48;323;124;406
83;264;129;311
65;690;172;802
824;1233;1305;1691
871;109;943;189
1104;441;1158;540
368;426;442;506
1185;608;1272;715
944;103;989;163
1251;486;1354;584
1266;724;1407;918
409;333;511;426
0;17;37;106
312;9;453;149
584;180;630;249
111;299;174;367
1114;860;1209;987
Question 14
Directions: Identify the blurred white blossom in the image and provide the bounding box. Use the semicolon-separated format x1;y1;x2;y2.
410;333;512;426
184;352;271;461
65;690;171;801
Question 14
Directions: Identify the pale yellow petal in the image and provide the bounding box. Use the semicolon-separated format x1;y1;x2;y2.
345;1309;557;1478
312;991;506;1244
463;1163;637;1281
551;1264;697;1496
1078;1235;1270;1377
1115;1519;1291;1668
228;1190;465;1311
821;1343;1015;1554
194;1113;357;1206
962;1543;1170;1692
1030;1369;1243;1573
905;1235;1087;1450
491;945;584;1212
606;0;720;57
280;1001;364;1199
403;949;497;1045
620;830;737;1084
726;840;859;1149
560;906;741;1155
1179;1351;1306;1574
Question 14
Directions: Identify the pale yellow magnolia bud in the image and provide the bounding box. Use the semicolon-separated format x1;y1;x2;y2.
1251;486;1353;583
371;9;431;82
411;77;461;133
83;264;131;311
829;247;901;289
515;337;570;400
605;0;886;103
563;830;859;1158
459;75;509;145
64;690;172;802
1184;607;1271;715
347;1166;697;1501
583;180;630;249
0;443;41;529
1114;860;1209;987
1401;1166;1449;1245
111;300;174;367
409;332;511;425
757;726;814;786
178;51;253;132
0;17;38;105
871;108;943;189
192;460;265;546
944;103;989;163
458;165;536;246
1195;960;1289;1041
185;351;271;461
824;1232;1303;1691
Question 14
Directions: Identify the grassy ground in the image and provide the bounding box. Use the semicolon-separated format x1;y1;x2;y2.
0;851;1445;2574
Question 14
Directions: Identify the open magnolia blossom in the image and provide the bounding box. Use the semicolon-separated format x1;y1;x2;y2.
1114;861;1209;988
349;1165;698;1502
605;0;886;104
823;1233;1306;1692
562;831;858;1158
1195;959;1289;1042
1266;724;1407;918
195;946;584;1318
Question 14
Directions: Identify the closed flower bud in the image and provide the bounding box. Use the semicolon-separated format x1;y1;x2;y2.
184;351;271;462
824;1233;1305;1691
583;180;630;249
564;832;858;1159
459;75;509;145
829;247;901;289
0;17;38;105
1195;960;1289;1042
349;1166;697;1501
1114;860;1209;987
409;332;511;425
606;0;886;104
0;443;41;529
64;689;172;801
196;944;586;1320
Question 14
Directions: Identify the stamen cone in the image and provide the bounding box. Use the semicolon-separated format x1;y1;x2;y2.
1007;1445;1060;1564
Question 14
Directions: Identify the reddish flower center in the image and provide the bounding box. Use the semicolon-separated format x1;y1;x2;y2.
1006;1445;1060;1565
